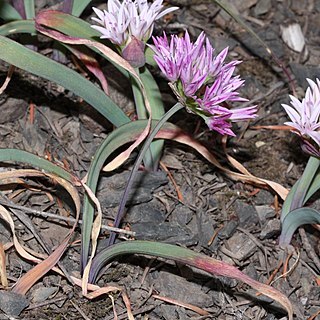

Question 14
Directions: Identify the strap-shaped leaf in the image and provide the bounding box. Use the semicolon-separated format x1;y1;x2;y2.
280;207;320;246
0;35;130;127
0;2;22;21
88;240;293;320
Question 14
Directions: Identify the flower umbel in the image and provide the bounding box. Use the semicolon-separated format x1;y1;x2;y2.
282;78;320;150
151;31;257;136
91;0;178;67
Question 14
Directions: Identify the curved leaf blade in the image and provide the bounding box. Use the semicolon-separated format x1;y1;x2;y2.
0;19;35;36
0;35;130;127
0;2;22;21
0;148;78;184
80;119;289;269
280;207;320;246
89;240;293;320
71;0;92;17
23;0;35;19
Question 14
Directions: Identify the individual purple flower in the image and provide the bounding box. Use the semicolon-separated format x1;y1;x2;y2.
91;0;178;67
151;31;257;135
282;78;320;147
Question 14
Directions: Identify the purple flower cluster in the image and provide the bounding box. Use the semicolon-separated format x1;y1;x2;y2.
282;78;320;149
152;31;257;136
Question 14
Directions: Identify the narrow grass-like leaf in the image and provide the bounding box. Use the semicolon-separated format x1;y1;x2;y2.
131;67;164;170
36;10;100;39
80;119;288;269
0;148;78;184
0;2;22;21
0;19;35;36
71;0;92;17
23;0;35;19
89;240;293;320
0;35;130;127
281;156;320;238
0;20;109;96
62;0;73;14
66;44;109;95
107;103;183;247
280;207;320;246
288;157;320;212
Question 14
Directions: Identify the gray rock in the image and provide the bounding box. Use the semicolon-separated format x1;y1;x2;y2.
218;219;238;239
30;287;58;303
0;98;28;124
255;205;275;223
224;232;257;261
260;219;281;239
290;63;320;90
0;291;29;316
254;0;272;16
236;28;285;60
233;200;259;228
154;271;212;307
254;190;274;205
132;221;192;243
97;171;168;208
126;199;166;224
170;205;194;226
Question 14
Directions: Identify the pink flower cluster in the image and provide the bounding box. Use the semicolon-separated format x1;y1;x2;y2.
152;31;257;136
282;78;320;148
91;0;178;47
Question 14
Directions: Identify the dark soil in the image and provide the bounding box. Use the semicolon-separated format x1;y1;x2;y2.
0;0;320;319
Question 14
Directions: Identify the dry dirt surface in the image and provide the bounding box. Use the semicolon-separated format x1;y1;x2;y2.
0;0;320;319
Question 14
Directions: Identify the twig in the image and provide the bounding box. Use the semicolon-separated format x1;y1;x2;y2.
299;227;320;272
70;300;91;320
26;296;66;310
0;199;135;236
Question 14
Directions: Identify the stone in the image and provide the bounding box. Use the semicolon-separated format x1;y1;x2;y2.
260;219;281;239
97;171;168;208
0;291;29;316
254;190;274;205
132;221;192;243
0;98;28;124
224;232;257;261
255;205;275;223
254;0;271;15
126;199;166;224
153;271;212;307
233;200;259;228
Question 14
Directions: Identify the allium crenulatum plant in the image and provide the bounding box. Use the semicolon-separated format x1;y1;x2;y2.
0;1;293;318
280;78;320;248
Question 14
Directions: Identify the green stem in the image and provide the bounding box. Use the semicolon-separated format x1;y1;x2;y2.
107;103;184;246
131;67;165;171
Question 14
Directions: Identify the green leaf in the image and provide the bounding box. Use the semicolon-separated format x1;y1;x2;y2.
23;0;35;19
71;0;92;17
0;148;77;183
88;240;293;320
0;2;22;21
0;35;130;127
145;46;157;67
280;207;320;246
35;11;128;78
0;19;35;36
281;156;320;223
81;118;183;270
131;67;165;170
36;10;101;39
